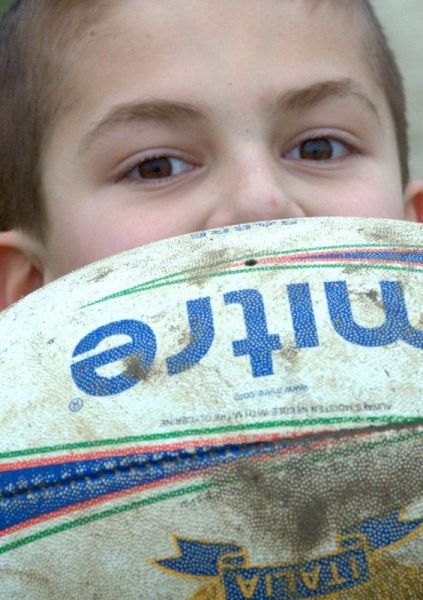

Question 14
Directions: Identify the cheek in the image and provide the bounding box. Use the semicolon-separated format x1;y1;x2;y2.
70;221;157;268
350;188;405;220
47;206;192;278
45;215;120;278
313;178;405;220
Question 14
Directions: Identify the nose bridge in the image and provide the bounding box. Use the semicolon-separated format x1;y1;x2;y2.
238;158;281;204
205;148;304;229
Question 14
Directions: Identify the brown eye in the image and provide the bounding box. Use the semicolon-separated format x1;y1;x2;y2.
126;155;195;182
284;137;350;162
138;157;173;179
300;138;333;160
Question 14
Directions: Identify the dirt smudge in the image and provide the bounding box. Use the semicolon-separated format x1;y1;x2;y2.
365;288;384;310
206;427;423;561
123;354;153;382
187;247;254;287
279;345;299;367
0;567;55;593
88;267;113;283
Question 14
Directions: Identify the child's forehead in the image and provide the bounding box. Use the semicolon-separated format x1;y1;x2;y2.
71;0;373;102
94;0;366;40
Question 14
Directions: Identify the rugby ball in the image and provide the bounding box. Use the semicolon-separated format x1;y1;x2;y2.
0;217;422;599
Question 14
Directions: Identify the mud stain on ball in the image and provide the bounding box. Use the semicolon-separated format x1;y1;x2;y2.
123;354;154;382
0;568;55;594
206;428;423;561
88;267;113;284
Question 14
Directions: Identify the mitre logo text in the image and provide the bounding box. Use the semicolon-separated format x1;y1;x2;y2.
70;279;422;397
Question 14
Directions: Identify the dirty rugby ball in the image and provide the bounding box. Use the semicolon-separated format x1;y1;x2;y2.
0;217;422;599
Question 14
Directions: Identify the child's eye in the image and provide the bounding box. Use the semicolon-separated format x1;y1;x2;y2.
125;155;196;182
284;137;351;161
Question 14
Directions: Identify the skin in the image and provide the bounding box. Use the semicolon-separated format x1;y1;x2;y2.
26;0;419;283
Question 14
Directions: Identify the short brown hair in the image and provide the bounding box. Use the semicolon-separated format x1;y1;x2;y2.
0;0;112;238
0;0;410;238
351;0;409;185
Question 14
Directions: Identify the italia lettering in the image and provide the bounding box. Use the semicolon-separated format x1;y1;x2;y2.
328;561;347;586
227;554;365;598
301;566;321;590
71;280;422;396
235;574;259;598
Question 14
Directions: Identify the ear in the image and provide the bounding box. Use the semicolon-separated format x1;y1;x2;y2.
0;230;45;311
404;180;423;223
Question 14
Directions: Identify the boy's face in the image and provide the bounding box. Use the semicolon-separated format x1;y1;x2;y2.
39;0;412;280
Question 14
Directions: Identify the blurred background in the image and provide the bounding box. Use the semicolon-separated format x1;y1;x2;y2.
372;0;423;180
0;0;421;179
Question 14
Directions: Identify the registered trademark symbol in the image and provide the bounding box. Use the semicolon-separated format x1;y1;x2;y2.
69;398;84;413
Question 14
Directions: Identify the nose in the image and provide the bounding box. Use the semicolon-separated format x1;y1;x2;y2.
204;155;305;230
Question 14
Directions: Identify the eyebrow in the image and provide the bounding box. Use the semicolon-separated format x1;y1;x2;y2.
269;77;380;119
79;78;379;155
79;101;208;155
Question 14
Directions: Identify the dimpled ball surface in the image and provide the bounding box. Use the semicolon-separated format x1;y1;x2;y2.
0;217;422;599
